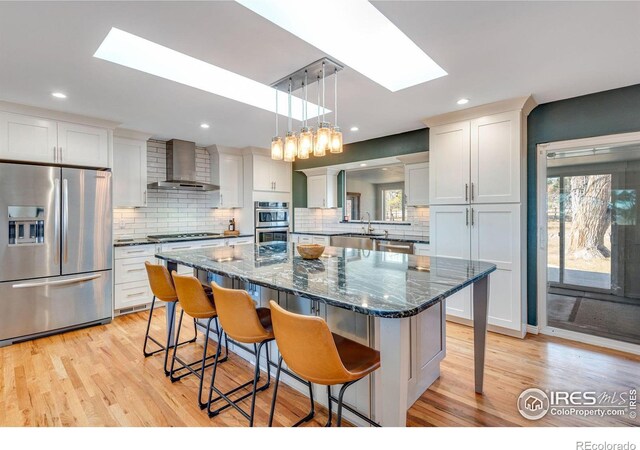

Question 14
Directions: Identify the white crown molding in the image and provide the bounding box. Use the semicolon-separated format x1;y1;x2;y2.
299;167;341;177
0;99;121;129
113;128;153;141
422;95;537;128
396;151;429;164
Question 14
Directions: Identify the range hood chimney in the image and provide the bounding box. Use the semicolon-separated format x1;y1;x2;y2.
148;139;218;191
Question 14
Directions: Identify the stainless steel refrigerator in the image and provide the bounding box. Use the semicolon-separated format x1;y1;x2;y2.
0;162;112;346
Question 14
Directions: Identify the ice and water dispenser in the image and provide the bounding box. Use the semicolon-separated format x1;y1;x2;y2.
8;206;45;245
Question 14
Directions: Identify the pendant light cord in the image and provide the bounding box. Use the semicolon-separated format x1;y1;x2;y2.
317;75;320;127
274;87;278;137
334;68;338;127
322;62;326;124
288;78;292;133
304;70;308;128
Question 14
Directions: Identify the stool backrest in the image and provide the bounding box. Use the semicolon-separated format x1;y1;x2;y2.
211;282;271;344
269;300;349;385
144;261;178;302
171;272;216;318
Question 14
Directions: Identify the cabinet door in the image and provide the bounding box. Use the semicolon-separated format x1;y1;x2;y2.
271;160;291;193
470;111;521;204
430;205;472;319
113;137;147;208
298;235;313;244
405;162;429;206
57;122;109;168
0;112;57;163
429;121;470;205
471;203;522;331
219;154;243;207
312;236;329;246
252;155;273;191
307;175;327;208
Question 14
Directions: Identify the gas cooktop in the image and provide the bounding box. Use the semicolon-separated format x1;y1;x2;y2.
147;232;223;242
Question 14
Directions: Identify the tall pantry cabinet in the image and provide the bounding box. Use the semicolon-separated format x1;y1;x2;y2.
426;96;535;337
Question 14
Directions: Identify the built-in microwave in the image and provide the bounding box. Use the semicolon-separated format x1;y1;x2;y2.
255;201;289;228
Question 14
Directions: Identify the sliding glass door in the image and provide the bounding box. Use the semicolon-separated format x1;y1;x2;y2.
543;141;640;345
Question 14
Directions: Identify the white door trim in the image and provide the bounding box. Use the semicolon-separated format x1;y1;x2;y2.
536;131;640;355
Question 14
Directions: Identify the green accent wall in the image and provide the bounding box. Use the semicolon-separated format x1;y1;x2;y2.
527;83;640;326
292;128;429;208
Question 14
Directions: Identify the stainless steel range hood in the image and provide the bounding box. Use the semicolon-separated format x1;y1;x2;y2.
147;139;219;191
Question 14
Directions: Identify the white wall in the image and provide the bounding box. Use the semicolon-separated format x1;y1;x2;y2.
294;206;429;237
345;177;376;220
113;140;235;239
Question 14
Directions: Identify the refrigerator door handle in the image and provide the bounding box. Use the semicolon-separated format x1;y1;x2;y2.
12;274;101;289
63;178;69;264
54;178;61;262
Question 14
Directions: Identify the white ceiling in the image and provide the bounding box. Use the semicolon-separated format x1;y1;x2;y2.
1;1;639;148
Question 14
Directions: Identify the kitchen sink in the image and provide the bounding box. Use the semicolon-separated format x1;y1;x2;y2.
330;234;376;250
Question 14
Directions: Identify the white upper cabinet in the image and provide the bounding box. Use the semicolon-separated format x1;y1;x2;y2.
405;162;429;206
208;145;243;208
303;168;338;208
0;107;114;168
0;112;58;164
470;110;521;204
429;110;522;205
113;136;148;208
57;122;109;168
429;121;470;205
252;154;291;193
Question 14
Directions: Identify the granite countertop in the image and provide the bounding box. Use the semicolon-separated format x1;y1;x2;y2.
114;234;254;247
291;231;429;244
156;242;494;318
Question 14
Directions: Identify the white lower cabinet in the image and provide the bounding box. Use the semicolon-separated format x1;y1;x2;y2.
292;234;330;246
430;203;524;334
413;243;431;256
114;244;158;313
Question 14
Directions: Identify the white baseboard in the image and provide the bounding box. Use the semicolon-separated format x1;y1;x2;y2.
526;324;539;335
540;326;640;356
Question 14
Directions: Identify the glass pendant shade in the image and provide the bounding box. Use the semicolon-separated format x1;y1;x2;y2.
330;127;343;153
314;123;331;157
298;128;312;159
271;137;283;160
284;132;297;162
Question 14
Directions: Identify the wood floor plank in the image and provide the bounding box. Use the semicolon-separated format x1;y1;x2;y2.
0;309;638;427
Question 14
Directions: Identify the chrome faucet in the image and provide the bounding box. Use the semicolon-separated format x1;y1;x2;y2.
364;212;375;234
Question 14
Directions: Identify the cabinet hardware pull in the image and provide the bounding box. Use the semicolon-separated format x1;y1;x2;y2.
126;249;146;254
63;179;68;263
126;291;146;298
59;147;63;162
466;208;469;226
471;183;475;201
12;274;101;289
53;146;57;162
171;246;191;250
471;208;475;226
465;183;469;202
126;268;145;272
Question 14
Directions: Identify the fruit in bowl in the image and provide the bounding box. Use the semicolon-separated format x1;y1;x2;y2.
296;244;325;260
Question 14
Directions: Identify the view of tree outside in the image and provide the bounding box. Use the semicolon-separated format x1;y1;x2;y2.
383;189;404;221
547;174;612;287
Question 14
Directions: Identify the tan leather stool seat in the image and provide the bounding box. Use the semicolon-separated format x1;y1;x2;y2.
332;334;380;382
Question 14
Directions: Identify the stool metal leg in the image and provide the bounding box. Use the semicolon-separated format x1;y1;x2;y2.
325;386;333;427
169;312;220;383
268;355;316;427
143;296;164;357
336;380;356;427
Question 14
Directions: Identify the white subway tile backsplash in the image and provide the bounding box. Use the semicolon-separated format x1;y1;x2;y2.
114;140;235;239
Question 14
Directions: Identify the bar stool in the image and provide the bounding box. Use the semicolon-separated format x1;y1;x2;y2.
205;281;274;427
170;272;228;409
143;261;198;376
268;300;381;427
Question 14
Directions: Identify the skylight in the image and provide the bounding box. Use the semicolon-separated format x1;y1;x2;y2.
236;0;447;92
93;27;327;121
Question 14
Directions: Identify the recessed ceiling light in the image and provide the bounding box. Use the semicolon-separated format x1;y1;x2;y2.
200;123;210;129
457;98;469;105
93;27;328;121
51;92;67;99
350;126;359;132
237;0;447;92
359;163;367;167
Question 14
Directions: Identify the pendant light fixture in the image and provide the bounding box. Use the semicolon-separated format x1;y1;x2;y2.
297;70;312;159
270;86;283;160
314;63;330;157
269;57;343;161
330;67;343;153
283;78;297;162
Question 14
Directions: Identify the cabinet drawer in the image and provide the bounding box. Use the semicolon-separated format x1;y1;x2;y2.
312;236;329;246
115;245;156;259
115;255;155;283
413;244;431;256
114;280;152;310
298;235;313;244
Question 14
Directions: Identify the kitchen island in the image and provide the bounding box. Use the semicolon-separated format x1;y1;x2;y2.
156;242;495;427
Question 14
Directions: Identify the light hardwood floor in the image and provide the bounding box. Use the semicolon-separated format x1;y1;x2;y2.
0;309;638;427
